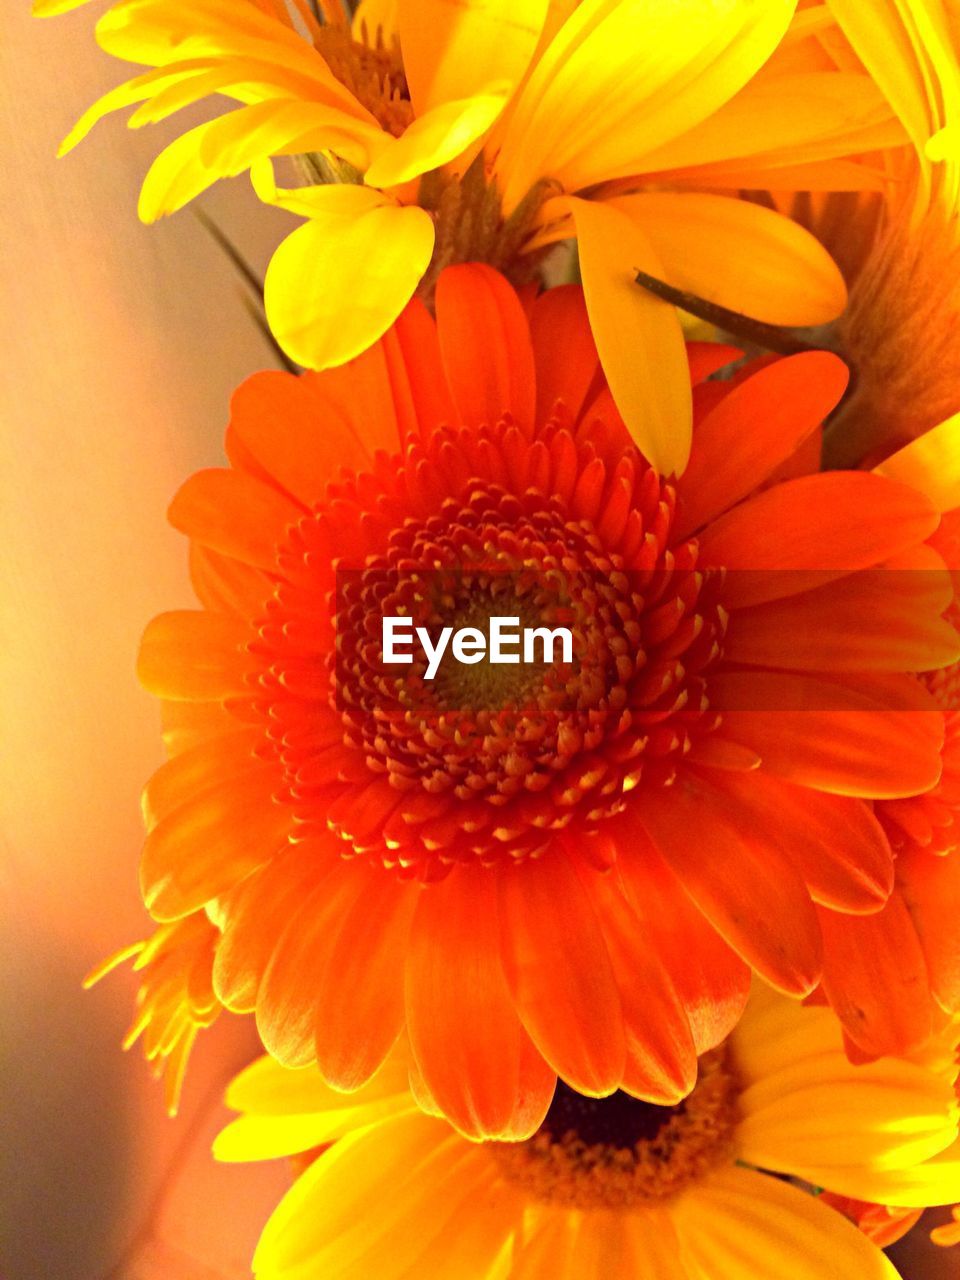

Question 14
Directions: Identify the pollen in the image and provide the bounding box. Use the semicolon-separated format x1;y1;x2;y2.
491;1049;740;1209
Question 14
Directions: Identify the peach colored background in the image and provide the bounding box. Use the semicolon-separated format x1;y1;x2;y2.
2;5;291;1277
2;3;958;1278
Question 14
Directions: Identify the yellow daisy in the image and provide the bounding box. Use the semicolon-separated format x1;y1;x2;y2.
214;987;960;1279
85;914;223;1115
761;0;960;468
42;0;904;471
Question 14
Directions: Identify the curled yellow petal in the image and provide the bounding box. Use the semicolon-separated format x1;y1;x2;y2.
364;92;506;188
399;0;549;113
263;191;435;369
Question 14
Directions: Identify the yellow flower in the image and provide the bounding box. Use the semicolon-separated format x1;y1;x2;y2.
761;0;960;468
214;987;960;1279
44;0;904;472
85;914;222;1115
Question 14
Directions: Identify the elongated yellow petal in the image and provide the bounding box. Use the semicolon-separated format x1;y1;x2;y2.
138;118;226;221
33;0;95;11
263;192;435;370
875;411;960;512
615;191;847;326
801;1138;960;1208
826;0;945;153
496;0;795;209
59;64;204;155
398;0;549;114
673;1166;900;1280
364;92;506;187
638;72;905;175
568;196;691;476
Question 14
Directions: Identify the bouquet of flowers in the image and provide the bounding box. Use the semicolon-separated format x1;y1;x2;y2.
36;0;960;1275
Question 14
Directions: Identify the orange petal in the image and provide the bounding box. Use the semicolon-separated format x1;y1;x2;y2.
137;610;254;701
583;857;698;1102
898;849;960;1016
637;770;822;995
228;370;382;506
498;850;626;1094
168;467;303;569
615;830;750;1055
388;298;457;441
819;897;936;1057
698;472;941;607
435;264;536;433
188;543;275;617
686;341;742;386
140;761;287;920
141;727;263;830
214;841;332;1013
677;352;849;537
406;864;555;1139
712;672;944;798
256;857;364;1067
310;861;417;1091
530;284;601;425
711;772;893;914
723;566;960;672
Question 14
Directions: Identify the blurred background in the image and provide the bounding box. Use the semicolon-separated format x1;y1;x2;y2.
1;4;957;1278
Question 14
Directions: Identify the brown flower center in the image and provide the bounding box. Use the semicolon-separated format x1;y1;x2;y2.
315;24;413;137
492;1049;739;1208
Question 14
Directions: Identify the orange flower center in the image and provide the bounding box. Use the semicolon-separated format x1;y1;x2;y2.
491;1049;739;1208
315;25;413;137
251;417;727;878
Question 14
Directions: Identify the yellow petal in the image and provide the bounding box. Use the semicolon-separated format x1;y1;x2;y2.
614;191;847;326
495;0;795;209
805;1138;960;1208
673;1166;901;1280
138;118;228;221
252;1113;482;1277
398;0;549;114
364;92;506;187
33;0;94;11
263;191;435;370
875;412;960;512
638;72;906;176
825;0;944;153
568;196;691;476
58;64;199;155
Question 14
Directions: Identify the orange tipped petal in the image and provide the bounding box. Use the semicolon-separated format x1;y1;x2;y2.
137;610;254;701
168;467;303;569
677;351;849;537
436;263;537;433
636;770;822;996
405;864;554;1140
818;897;937;1057
498;850;626;1095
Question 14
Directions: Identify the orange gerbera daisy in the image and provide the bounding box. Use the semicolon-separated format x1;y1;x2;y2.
136;265;956;1139
212;987;960;1280
812;422;960;1060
